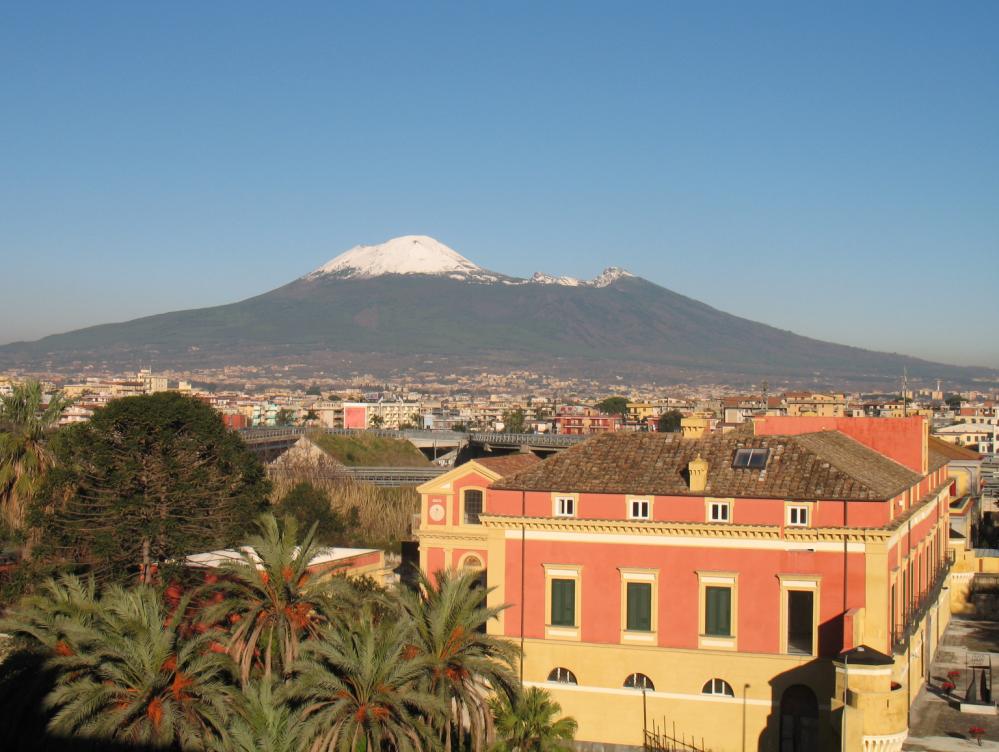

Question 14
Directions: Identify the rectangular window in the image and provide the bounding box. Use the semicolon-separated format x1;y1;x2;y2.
787;505;809;526
550;579;576;627
554;496;575;517
709;502;730;522
705;586;732;636
629;499;650;520
463;490;483;525
786;590;814;655
626;582;652;631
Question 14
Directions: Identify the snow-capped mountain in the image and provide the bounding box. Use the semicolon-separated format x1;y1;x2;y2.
306;235;631;287
2;233;988;388
306;235;503;283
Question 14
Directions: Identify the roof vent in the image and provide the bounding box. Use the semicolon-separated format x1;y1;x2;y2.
689;454;709;493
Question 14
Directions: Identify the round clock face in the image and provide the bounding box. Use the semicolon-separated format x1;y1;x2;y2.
429;503;445;522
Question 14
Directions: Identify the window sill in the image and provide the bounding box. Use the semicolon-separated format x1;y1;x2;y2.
621;630;657;644
699;634;737;651
546;625;580;641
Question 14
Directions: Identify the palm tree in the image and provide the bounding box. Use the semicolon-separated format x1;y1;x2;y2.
399;568;518;752
214;680;305;752
0;380;70;533
203;512;351;686
489;687;577;752
0;573;100;654
285;604;444;752
5;580;233;750
0;574;102;748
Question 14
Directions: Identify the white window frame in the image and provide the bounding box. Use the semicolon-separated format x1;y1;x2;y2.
709;501;731;523
554;496;576;518
628;498;651;520
787;505;809;527
702;678;735;696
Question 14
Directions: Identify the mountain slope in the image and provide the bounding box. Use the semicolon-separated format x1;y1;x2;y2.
1;237;992;385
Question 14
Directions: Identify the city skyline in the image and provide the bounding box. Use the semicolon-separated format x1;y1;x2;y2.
2;3;997;367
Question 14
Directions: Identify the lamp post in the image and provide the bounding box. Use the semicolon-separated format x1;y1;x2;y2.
742;683;750;752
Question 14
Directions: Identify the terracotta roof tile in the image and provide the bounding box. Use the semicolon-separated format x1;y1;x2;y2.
492;431;921;501
474;453;542;477
928;435;981;462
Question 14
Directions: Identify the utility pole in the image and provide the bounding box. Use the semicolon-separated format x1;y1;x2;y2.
902;367;909;417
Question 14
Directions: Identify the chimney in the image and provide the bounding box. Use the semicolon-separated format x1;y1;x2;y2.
689;454;709;493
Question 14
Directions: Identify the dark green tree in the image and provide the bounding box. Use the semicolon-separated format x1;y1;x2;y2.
278;482;345;545
945;395;963;410
657;409;684;433
502;409;526;434
594;396;629;419
274;408;295;427
305;385;323;396
33;392;269;583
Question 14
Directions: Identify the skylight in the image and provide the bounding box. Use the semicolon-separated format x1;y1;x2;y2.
732;447;769;469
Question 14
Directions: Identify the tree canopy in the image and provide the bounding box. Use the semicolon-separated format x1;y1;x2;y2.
32;392;270;583
276;482;346;546
657;409;683;433
501;409;526;434
594;396;628;418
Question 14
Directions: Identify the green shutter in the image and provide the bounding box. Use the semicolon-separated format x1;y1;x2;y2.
626;582;652;631
551;579;575;627
705;586;731;636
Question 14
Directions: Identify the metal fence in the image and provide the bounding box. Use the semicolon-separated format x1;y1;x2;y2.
645;718;712;752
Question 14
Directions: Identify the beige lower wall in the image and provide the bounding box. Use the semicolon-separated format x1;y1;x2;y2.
520;637;836;752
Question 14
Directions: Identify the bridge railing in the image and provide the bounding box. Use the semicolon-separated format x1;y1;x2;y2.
469;432;587;447
238;427;468;442
239;426;588;447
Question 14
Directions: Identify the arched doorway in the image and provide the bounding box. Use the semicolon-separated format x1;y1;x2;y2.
779;684;819;752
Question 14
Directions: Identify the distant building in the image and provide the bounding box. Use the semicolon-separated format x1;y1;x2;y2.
554;405;622;435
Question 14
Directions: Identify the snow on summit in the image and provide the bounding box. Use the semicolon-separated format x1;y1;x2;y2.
306;234;633;286
307;235;491;280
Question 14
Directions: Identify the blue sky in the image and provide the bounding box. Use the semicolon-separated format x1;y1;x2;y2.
2;2;997;367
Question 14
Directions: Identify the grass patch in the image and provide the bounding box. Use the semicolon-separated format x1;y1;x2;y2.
309;432;430;467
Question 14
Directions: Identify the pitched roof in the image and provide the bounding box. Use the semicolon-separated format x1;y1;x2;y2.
473;453;542;477
492;430;921;501
928;435;981;461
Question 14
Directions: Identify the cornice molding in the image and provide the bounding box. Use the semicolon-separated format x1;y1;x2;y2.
478;480;951;546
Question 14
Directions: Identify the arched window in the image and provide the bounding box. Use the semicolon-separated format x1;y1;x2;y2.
624;673;654;691
460;555;482;570
547;667;578;685
702;678;735;697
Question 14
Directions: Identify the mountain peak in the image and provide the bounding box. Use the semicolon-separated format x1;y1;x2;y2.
528;267;633;288
307;235;492;280
590;266;634;287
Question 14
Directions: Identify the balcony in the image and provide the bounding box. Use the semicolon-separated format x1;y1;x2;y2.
891;550;954;654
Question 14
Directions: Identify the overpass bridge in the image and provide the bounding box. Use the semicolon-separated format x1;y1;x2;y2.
238;427;586;468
